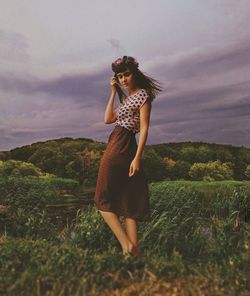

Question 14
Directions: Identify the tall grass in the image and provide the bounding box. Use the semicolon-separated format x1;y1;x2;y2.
0;178;249;295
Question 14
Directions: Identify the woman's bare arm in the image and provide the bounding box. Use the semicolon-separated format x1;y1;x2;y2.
134;101;151;160
104;91;117;124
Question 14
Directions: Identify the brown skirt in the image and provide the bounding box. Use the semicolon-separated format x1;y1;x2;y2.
94;124;151;222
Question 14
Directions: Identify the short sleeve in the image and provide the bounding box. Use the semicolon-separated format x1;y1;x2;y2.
136;90;149;110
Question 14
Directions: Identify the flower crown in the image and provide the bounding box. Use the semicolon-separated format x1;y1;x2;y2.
112;56;139;72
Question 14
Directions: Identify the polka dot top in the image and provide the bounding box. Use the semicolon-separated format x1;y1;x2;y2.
114;89;149;133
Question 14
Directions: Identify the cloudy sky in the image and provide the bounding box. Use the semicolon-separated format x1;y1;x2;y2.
1;0;250;151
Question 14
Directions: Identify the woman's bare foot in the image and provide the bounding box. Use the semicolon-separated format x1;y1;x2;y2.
122;241;141;257
122;240;134;255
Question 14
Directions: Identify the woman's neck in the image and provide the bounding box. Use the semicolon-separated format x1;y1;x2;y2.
128;87;141;96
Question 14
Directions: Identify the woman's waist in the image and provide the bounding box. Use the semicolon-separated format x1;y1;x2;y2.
114;123;137;134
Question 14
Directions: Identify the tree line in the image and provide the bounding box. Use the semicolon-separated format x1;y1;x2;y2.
0;137;250;185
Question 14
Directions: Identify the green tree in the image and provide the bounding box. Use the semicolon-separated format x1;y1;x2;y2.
214;147;234;162
179;147;197;163
234;147;250;179
245;164;250;179
195;145;213;162
170;160;191;180
0;160;53;178
143;148;167;182
151;145;176;159
189;160;233;181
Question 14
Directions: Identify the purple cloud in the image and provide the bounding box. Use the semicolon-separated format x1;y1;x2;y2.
1;36;250;150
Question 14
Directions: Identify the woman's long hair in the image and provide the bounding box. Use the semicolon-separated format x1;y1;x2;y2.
112;56;163;104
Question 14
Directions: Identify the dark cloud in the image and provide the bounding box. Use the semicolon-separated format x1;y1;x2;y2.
156;80;250;111
149;113;250;148
155;39;250;80
0;125;107;151
200;95;250;116
0;69;111;107
147;78;250;147
1;36;250;150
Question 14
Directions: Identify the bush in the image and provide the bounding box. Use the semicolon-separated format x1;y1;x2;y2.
0;160;53;178
244;164;250;179
189;160;233;181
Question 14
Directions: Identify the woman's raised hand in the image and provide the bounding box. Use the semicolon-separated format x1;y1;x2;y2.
110;76;118;93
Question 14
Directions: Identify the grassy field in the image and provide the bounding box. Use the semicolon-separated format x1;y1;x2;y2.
0;177;249;295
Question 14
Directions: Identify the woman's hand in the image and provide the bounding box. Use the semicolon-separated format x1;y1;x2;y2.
110;76;118;93
129;158;141;177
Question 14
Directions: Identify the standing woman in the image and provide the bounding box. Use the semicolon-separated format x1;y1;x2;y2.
94;56;162;257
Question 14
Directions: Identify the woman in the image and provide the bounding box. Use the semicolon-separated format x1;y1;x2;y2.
94;56;162;257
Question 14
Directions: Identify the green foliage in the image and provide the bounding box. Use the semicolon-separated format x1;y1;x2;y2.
0;236;249;295
0;179;250;295
148;145;176;159
25;141;105;185
189;160;233;181
179;145;214;163
0;176;78;206
233;147;250;179
140;184;206;257
214;147;234;162
0;180;250;295
61;206;119;251
1;137;250;183
0;176;79;238
6;208;58;240
0;159;55;178
203;175;215;182
143;148;167;181
145;249;186;277
245;164;250;179
0;151;10;161
168;160;191;180
63;148;102;186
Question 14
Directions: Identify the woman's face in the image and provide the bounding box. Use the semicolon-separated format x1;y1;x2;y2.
116;68;135;90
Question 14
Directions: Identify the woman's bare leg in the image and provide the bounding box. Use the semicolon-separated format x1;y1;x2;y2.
124;217;138;247
99;210;134;254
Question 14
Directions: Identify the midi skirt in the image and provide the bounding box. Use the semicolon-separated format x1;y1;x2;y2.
94;124;151;222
